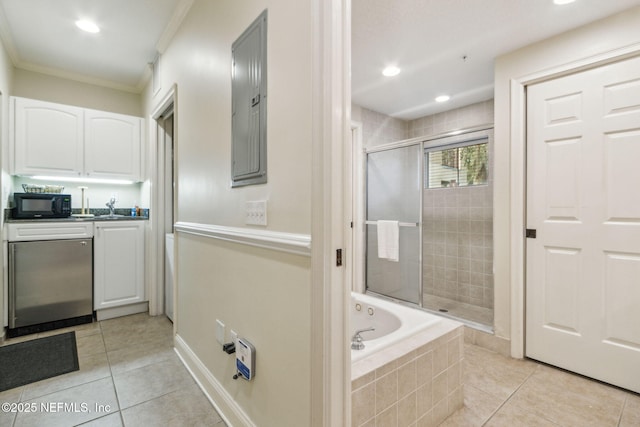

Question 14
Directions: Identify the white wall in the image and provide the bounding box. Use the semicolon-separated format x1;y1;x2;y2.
143;0;313;425
494;6;640;354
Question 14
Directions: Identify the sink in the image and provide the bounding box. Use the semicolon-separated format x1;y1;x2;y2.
98;214;126;219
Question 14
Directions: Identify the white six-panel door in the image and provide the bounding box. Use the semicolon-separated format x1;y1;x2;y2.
526;55;640;393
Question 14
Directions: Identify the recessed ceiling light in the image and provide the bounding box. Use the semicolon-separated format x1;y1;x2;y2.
435;95;450;103
75;20;100;33
553;0;576;5
382;66;401;77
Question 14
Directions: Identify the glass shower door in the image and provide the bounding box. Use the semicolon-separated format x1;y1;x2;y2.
366;144;421;304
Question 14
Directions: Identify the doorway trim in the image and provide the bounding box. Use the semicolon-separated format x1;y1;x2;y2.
349;121;365;293
309;0;351;424
149;84;177;318
508;44;640;358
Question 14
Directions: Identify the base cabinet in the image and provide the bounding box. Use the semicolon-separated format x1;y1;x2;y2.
94;221;145;312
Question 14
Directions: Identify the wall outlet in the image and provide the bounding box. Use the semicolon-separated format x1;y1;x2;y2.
245;200;267;226
230;330;238;347
216;319;225;345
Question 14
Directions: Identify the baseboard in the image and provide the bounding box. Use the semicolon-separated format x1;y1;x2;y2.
174;334;255;427
95;302;148;321
464;326;511;357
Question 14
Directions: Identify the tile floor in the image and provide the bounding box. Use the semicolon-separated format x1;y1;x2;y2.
0;313;227;427
2;314;639;426
444;344;640;426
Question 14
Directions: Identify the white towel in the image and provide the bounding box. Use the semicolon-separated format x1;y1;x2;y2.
377;220;399;262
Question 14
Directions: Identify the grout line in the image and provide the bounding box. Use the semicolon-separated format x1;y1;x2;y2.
479;363;539;426
98;319;125;425
616;395;627;427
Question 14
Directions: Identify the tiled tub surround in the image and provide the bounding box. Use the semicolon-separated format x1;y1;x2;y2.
351;316;464;426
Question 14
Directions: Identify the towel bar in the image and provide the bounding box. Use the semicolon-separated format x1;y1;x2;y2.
365;221;419;227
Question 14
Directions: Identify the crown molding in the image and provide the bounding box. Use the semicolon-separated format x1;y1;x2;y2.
156;0;195;54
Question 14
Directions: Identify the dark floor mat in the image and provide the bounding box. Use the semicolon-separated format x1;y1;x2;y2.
0;331;79;392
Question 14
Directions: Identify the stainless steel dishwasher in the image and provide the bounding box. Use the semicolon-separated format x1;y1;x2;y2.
7;222;94;337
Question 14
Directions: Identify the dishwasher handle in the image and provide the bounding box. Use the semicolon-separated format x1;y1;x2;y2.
8;243;16;328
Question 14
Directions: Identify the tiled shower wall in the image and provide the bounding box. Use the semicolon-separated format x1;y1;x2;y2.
422;153;494;309
417;102;494;310
357;107;408;148
407;100;494;139
354;100;495;311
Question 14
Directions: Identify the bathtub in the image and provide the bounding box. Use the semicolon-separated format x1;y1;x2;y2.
350;292;465;427
350;292;441;362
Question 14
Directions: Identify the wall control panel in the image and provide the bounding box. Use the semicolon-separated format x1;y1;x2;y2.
245;200;267;226
236;338;256;380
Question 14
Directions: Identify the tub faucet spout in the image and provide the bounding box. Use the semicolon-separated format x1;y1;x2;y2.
351;327;375;350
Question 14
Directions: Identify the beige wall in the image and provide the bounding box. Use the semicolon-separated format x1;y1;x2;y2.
0;37;14;192
493;6;640;351
143;0;313;425
147;1;311;233
13;69;142;116
0;31;14;334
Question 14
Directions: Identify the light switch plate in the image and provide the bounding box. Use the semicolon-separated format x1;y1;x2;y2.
216;319;225;345
245;200;267;226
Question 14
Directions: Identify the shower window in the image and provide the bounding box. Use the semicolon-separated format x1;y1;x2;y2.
425;139;488;188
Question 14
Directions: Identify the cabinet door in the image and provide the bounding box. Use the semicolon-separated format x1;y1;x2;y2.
94;221;145;310
85;109;142;181
12;97;84;177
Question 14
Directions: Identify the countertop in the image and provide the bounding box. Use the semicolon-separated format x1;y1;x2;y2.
6;215;149;223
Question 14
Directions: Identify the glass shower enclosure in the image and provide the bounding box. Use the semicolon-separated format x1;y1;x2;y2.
364;128;494;329
365;144;422;305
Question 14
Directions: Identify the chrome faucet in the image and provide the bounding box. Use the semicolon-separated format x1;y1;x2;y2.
351;327;375;350
105;197;116;216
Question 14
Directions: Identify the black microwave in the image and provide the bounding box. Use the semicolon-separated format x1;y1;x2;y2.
13;193;72;219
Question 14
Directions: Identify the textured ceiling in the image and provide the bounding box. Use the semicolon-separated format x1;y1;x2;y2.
352;0;640;119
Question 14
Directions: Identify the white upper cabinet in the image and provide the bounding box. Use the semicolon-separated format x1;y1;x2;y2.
85;109;142;181
11;97;144;182
12;97;84;177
